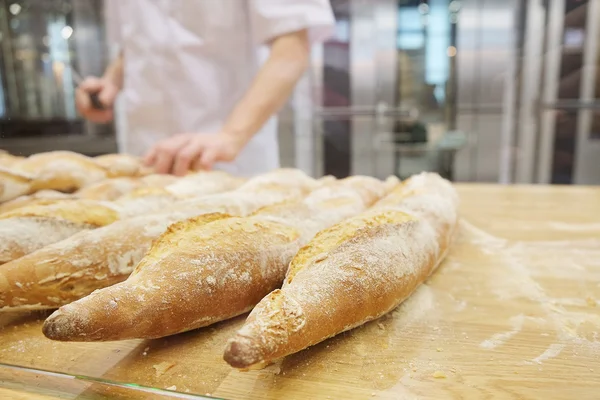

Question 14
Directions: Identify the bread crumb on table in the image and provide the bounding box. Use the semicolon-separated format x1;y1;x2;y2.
153;361;176;378
432;371;447;379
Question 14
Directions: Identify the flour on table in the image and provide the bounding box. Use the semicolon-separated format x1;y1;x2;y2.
531;343;566;364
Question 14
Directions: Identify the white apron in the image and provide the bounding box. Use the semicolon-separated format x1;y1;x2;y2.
105;0;334;176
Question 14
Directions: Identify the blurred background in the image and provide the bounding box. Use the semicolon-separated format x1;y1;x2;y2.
0;0;598;183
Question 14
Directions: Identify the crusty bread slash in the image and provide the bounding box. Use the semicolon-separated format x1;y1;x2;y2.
42;176;387;341
1;169;319;313
0;166;33;203
223;172;459;369
0;200;119;265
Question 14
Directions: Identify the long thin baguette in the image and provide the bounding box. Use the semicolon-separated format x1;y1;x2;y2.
12;151;109;192
0;171;243;265
0;151;24;168
0;166;33;203
223;172;459;369
0;200;119;265
75;177;146;201
42;175;388;341
0;191;75;214
0;169;319;312
93;154;149;178
112;171;245;218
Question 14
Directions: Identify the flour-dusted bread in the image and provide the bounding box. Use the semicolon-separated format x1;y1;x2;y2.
112;171;245;218
0;200;119;265
12;151;108;192
93;153;149;177
0;169;319;312
164;171;246;198
223;173;459;369
139;174;179;187
42;176;388;341
0;166;34;203
0;190;75;214
0;151;24;168
75;177;146;201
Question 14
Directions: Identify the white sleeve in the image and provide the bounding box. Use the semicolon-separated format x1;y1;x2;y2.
104;0;122;55
249;0;336;45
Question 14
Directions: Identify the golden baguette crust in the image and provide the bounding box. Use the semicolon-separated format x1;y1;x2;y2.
0;191;74;214
1;169;319;313
223;172;459;369
13;151;108;192
42;176;386;341
0;200;119;226
0;166;33;203
0;200;120;265
1;213;229;312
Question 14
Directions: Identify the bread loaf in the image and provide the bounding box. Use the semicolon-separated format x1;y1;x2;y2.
112;171;245;218
0;166;33;203
0;200;119;265
93;154;149;177
11;151;108;192
138;174;179;187
0;169;318;312
0;151;24;168
0;190;75;214
223;173;459;369
75;177;146;201
0;170;244;266
42;175;388;341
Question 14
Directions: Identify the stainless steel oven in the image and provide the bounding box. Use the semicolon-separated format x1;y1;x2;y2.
0;0;116;156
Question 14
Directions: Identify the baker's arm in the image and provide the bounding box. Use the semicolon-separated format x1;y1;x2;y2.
222;28;310;146
146;29;312;175
102;51;125;90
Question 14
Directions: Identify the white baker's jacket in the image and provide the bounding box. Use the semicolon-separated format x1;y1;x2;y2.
105;0;334;176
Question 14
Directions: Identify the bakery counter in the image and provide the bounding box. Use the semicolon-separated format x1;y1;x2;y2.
0;184;599;399
1;135;118;157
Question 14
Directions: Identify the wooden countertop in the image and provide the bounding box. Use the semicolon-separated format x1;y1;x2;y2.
0;184;598;399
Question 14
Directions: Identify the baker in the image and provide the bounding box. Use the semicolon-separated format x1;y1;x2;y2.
76;1;335;176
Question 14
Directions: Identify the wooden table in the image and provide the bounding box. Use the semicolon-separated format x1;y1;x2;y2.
0;184;599;399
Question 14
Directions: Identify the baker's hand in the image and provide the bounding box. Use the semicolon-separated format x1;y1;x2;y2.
143;133;245;176
75;77;119;123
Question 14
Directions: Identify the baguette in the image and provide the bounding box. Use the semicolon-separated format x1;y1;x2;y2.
223;173;459;369
0;190;75;214
12;151;108;192
112;171;245;218
75;177;146;201
0;166;33;203
42;175;388;341
0;200;119;265
138;174;179;187
0;151;24;168
93;154;149;177
0;169;318;312
0;171;243;265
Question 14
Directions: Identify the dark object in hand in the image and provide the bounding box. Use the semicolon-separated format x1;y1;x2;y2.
89;92;105;110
